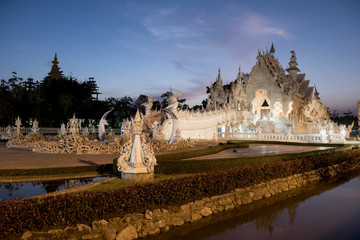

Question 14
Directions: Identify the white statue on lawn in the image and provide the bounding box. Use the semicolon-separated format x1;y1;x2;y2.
117;109;157;181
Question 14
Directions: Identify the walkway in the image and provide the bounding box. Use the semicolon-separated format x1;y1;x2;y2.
187;144;334;160
0;142;119;169
0;142;334;169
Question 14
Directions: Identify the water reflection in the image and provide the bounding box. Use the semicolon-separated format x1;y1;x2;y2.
0;176;108;201
146;173;360;240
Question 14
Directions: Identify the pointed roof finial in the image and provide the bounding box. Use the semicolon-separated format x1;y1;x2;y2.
286;50;300;76
48;53;63;80
270;43;275;55
314;84;320;99
52;53;59;65
216;67;222;84
132;108;143;135
237;65;241;80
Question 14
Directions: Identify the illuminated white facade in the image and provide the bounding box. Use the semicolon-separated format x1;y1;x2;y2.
161;46;346;143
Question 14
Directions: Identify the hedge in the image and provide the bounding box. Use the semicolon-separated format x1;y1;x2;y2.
153;145;354;174
1;149;359;238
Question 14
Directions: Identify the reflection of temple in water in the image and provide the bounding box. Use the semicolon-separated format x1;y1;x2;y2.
255;203;299;235
41;181;62;193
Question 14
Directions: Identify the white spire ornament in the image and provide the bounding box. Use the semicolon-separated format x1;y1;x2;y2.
116;109;157;181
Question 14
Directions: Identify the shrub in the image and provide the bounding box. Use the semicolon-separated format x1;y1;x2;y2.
154;145;353;174
1;149;359;238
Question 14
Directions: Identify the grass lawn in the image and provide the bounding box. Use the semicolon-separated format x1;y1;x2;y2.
81;173;196;191
0;171;104;182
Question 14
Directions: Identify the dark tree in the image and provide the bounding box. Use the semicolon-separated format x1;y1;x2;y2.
0;72;42;126
38;76;93;126
105;96;136;127
191;99;207;111
134;94;149;114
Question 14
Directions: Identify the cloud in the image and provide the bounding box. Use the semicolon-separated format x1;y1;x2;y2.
127;3;294;56
145;25;200;40
119;3;295;105
172;60;210;78
141;7;201;40
175;43;201;50
16;45;34;51
241;13;294;40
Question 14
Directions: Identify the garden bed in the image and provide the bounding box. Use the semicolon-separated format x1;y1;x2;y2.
1;148;359;238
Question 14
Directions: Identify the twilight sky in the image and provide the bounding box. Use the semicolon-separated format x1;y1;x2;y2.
0;0;359;113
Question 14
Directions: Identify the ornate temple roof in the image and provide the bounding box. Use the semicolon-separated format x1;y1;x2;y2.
48;53;63;80
286;50;300;74
208;45;319;105
296;73;306;83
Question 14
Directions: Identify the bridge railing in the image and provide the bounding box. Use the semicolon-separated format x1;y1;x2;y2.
218;132;344;143
0;127;122;139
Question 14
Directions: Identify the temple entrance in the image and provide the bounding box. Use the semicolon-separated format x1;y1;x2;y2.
260;100;270;120
260;109;270;119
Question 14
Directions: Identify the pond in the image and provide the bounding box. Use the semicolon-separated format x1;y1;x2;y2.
147;173;360;240
0;176;109;201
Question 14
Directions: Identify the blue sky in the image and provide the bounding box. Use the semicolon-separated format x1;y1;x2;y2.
0;0;359;113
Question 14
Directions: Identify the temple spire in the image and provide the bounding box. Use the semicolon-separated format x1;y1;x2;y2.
48;53;63;80
286;50;300;79
216;67;222;84
270;43;275;55
237;65;241;81
314;84;320;99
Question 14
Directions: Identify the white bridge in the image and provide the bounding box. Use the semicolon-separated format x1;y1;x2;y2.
218;132;346;144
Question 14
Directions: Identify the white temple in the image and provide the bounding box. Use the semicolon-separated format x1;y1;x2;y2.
159;45;347;143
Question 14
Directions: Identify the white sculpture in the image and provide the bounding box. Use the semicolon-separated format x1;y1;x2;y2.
163;92;182;144
15;116;22;136
82;126;89;137
166;92;182;113
5;125;11;138
25;119;44;143
58;123;67;137
31;119;40;133
117;109;157;181
306;123;313;134
151;120;164;140
142;96;155;116
121;119;132;138
91;125;96;135
67;114;81;135
99;109;112;141
317;119;329;143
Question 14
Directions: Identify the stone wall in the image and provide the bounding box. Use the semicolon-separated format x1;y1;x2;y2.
21;160;360;240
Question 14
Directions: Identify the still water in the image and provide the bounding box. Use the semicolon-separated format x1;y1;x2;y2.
150;173;360;240
0;176;108;201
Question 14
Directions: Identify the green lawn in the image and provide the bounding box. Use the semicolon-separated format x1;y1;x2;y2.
82;173;195;191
